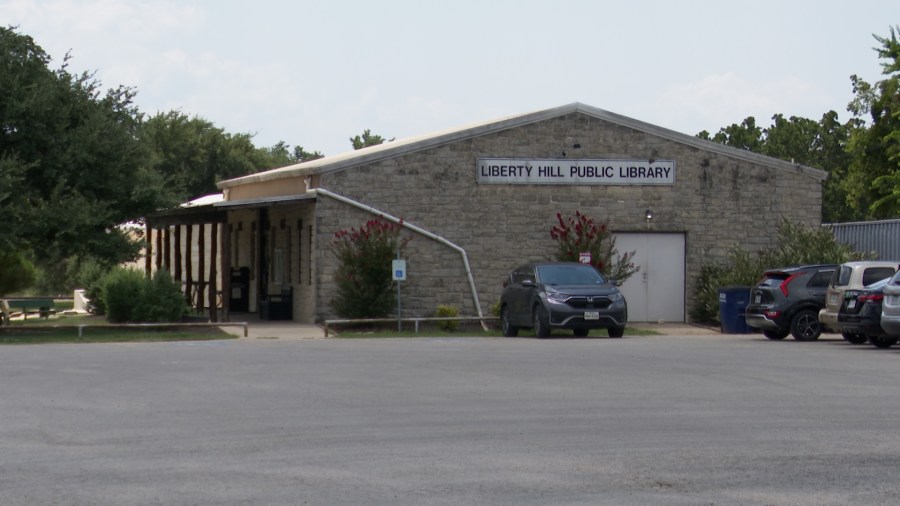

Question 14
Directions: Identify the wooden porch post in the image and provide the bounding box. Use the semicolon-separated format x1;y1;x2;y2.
173;225;182;282
185;225;194;308
155;227;163;272
145;223;153;278
222;222;231;322
163;227;171;273
209;223;219;322
197;224;206;313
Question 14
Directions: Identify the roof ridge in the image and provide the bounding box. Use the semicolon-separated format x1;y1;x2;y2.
217;103;826;189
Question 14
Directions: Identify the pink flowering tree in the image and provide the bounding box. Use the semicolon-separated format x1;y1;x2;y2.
331;219;411;318
550;211;640;283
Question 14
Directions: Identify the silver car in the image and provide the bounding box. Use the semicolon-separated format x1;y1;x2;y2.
882;270;900;337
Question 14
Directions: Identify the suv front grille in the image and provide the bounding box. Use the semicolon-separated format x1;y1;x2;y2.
566;296;612;309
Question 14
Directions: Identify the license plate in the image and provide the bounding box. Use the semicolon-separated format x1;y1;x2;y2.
754;295;761;304
888;295;900;305
584;311;600;320
829;293;839;304
847;300;857;309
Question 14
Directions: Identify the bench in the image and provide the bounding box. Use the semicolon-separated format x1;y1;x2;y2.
1;298;55;321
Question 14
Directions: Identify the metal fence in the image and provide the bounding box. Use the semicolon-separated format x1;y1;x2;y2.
827;219;900;261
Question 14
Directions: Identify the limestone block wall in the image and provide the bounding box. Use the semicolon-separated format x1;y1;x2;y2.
313;113;823;322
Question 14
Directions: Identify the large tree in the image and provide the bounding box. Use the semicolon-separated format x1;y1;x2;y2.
259;141;324;167
141;112;325;200
142;111;266;200
699;112;857;222
0;26;170;291
844;26;900;218
350;129;392;150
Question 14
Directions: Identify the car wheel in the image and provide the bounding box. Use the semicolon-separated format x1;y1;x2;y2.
790;310;821;341
533;305;551;338
763;329;789;340
573;328;589;337
608;326;625;338
501;306;518;337
868;335;899;349
841;331;868;345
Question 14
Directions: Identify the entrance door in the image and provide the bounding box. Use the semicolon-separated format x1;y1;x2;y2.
613;233;685;323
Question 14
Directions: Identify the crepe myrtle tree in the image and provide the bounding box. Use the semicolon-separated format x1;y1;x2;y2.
550;211;639;283
331;219;411;319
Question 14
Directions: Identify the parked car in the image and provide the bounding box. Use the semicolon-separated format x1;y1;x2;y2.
880;269;900;343
499;262;627;338
837;277;893;347
819;261;898;343
745;264;837;341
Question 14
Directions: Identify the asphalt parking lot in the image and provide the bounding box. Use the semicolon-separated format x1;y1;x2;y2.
3;332;900;505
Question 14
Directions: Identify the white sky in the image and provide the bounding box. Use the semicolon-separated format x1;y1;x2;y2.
2;0;899;156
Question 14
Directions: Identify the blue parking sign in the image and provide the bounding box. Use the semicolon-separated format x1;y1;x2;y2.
392;259;407;281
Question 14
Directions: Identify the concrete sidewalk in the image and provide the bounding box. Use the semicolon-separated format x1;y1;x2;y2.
222;321;723;340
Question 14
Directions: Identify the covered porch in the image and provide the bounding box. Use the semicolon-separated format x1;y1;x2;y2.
145;194;318;323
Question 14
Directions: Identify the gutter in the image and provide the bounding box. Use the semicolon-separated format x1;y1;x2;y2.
313;188;488;331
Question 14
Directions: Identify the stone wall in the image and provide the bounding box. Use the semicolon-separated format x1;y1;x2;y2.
313;112;823;322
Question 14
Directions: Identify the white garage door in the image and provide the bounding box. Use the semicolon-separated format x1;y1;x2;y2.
613;233;685;323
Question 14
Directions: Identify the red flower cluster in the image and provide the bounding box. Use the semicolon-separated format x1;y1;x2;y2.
549;210;638;282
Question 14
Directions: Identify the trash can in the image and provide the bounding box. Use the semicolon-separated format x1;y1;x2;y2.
718;286;751;334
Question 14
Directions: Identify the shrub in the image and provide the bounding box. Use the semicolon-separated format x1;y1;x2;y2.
690;218;875;324
0;252;36;296
143;269;188;323
331;219;411;318
435;304;459;331
550;211;639;283
102;268;146;323
100;267;187;323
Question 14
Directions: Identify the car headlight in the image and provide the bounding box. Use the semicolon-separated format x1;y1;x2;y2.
546;291;569;304
608;291;623;302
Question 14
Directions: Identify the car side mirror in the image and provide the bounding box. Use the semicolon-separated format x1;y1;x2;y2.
521;279;536;288
608;277;621;287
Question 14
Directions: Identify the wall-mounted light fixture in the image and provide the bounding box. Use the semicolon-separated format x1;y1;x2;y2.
645;209;654;229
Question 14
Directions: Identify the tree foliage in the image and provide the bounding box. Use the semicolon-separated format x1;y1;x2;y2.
350;129;392;150
845;26;900;218
331;220;410;318
690;218;874;324
258;141;324;167
549;211;639;283
699;112;856;222
0;26;170;283
699;26;900;222
0;252;36;296
142;111;268;200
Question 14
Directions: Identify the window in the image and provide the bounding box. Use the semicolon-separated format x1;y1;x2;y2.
863;267;897;286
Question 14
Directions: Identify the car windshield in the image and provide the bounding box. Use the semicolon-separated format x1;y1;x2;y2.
536;264;605;285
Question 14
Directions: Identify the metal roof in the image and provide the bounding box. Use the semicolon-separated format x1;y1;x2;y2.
217;102;828;190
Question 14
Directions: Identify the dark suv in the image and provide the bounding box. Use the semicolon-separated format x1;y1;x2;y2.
499;262;627;338
744;264;837;341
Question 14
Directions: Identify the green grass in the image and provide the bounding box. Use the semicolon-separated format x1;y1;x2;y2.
0;313;237;344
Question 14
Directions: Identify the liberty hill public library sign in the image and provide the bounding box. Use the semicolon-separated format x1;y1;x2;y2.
477;158;675;185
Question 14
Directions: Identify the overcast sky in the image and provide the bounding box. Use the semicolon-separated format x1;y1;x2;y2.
3;0;899;156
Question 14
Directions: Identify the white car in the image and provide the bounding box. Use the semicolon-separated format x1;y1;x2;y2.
882;270;900;337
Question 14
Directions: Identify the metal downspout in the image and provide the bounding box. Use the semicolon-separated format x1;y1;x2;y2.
313;188;488;330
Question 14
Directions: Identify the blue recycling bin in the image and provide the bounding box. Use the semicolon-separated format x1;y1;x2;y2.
718;286;751;334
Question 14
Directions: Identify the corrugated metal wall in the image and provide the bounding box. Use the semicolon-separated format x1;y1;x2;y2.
828;219;900;261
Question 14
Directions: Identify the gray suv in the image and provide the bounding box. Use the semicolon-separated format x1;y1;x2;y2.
745;264;837;341
499;262;627;338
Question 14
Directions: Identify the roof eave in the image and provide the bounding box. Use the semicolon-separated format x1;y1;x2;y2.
217;102;827;188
